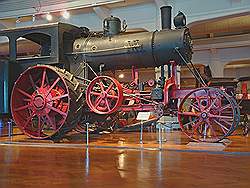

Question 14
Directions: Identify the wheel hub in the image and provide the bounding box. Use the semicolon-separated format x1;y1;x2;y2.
101;92;107;98
201;112;208;119
33;95;46;110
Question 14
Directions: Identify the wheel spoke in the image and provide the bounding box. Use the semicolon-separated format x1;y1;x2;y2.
29;74;37;91
209;114;233;119
207;95;220;111
107;94;119;99
208;122;218;137
23;112;35;129
220;118;233;126
186;101;200;112
37;115;41;137
90;92;102;96
47;105;67;117
49;94;69;102
205;89;211;108
192;121;203;136
17;88;32;99
218;104;231;112
98;81;105;92
94;96;103;108
194;93;201;110
106;82;114;93
46;77;60;95
45;114;57;131
23;98;31;102
213;119;229;134
41;68;47;88
178;112;200;117
182;118;199;128
14;104;30;112
105;98;111;111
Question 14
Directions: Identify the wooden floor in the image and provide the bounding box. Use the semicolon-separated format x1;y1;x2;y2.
0;129;250;188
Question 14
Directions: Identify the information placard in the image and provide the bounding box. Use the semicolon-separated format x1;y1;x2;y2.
136;112;151;121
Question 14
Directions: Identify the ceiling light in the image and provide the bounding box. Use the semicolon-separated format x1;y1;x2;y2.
46;13;53;21
16;17;21;23
32;14;36;22
118;74;124;79
62;10;70;19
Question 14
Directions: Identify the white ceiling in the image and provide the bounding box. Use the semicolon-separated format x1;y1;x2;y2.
0;0;131;19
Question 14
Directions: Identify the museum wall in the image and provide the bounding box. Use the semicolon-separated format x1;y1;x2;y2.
0;0;249;77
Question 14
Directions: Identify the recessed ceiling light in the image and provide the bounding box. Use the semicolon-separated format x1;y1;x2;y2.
62;10;70;19
46;13;53;21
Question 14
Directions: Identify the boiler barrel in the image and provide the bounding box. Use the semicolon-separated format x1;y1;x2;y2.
73;28;192;71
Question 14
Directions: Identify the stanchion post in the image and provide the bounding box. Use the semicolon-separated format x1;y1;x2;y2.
137;112;150;145
140;120;143;144
0;119;3;128
85;147;90;176
158;123;162;149
8;120;13;141
0;119;3;137
86;122;89;147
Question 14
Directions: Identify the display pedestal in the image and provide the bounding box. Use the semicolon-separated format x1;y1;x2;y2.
187;139;231;151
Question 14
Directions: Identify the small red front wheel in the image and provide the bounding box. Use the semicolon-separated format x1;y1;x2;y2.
86;76;123;114
178;87;240;142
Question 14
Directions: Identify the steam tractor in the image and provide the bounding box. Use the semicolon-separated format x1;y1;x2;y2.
0;6;240;142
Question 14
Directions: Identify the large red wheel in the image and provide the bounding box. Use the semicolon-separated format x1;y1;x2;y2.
86;76;123;114
11;65;83;139
178;87;240;142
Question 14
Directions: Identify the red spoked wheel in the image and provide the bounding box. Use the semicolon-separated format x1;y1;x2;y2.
86;76;123;114
178;87;240;142
11;65;82;139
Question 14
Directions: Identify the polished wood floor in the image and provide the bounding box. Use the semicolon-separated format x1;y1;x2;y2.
0;127;250;187
0;145;250;188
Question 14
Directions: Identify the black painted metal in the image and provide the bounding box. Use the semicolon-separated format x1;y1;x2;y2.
103;16;121;36
0;23;81;116
160;6;172;80
160;6;172;30
72;28;192;71
0;12;193;117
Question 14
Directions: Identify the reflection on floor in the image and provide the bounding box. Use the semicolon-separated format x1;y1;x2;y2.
0;126;250;187
0;143;250;188
0;126;250;152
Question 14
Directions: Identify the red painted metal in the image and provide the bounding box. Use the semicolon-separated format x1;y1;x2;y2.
177;87;238;142
163;61;178;104
242;81;248;99
86;76;123;114
130;66;139;86
11;65;71;139
84;61;240;142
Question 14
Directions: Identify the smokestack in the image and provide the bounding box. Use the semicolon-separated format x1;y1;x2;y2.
160;6;172;80
160;6;172;29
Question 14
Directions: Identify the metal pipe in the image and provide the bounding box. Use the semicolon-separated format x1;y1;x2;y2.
160;6;172;30
160;6;172;79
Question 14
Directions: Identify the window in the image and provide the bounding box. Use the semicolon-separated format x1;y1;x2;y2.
16;33;51;59
0;36;9;60
0;36;9;114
